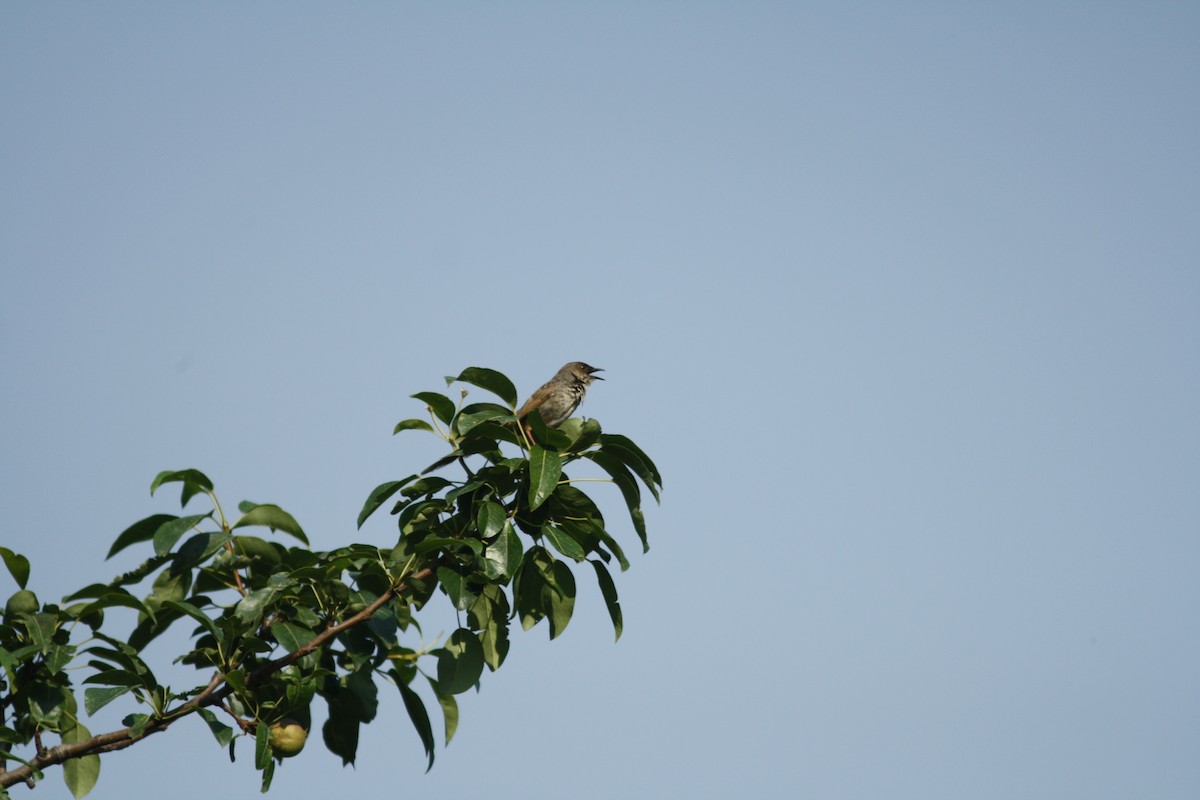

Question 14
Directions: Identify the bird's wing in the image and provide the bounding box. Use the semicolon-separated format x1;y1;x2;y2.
513;383;551;419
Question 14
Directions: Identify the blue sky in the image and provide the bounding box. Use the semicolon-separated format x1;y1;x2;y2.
2;3;1198;798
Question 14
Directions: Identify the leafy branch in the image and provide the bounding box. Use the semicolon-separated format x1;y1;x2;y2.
0;366;661;797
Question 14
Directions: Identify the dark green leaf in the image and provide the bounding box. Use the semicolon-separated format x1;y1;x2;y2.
122;713;151;739
583;451;648;550
106;514;178;560
107;554;171;588
260;758;276;793
450;367;518;407
526;410;572;450
358;476;418;529
160;600;221;644
436;567;477;612
433;683;459;746
436;628;484;695
321;691;361;766
152;514;211;557
83;670;147;688
195;707;235;747
84;686;131;716
0;547;31;588
234;586;279;627
254;718;271;770
545;561;577;640
594;525;631;572
476;501;505;540
172;531;229;570
271;621;315;653
559;417;603;452
452;402;514;437
142;568;190;618
44;643;75;676
396;676;436;772
393;418;435;435
21;612;58;654
590;560;623;641
527;445;562;511
543;525;586;562
599;434;662;499
482;523;523;581
401;476;453;499
232;503;308;545
411;391;456;425
149;469;214;506
27;682;71;728
62;721;100;799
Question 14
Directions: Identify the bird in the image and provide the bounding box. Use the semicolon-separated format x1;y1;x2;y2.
421;362;603;474
513;361;604;431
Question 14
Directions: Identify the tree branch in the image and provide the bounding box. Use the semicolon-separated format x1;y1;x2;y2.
0;566;435;790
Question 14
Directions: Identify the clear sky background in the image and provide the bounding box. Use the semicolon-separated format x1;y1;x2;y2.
3;3;1198;798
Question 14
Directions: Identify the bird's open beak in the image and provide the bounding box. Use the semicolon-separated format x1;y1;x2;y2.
590;367;605;380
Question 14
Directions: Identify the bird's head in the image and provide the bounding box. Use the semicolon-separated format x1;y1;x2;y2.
563;361;604;385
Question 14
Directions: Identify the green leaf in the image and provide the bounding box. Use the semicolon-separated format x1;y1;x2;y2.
142;567;190;618
272;621;316;653
542;525;586;562
254;717;271;770
195;707;235;748
232;503;308;545
436;629;484;695
480;614;510;670
526;410;572;450
436;566;466;610
513;552;548;631
449;367;518;407
476;501;506;540
0;547;30;588
434;684;458;746
599;434;662;499
152;514;211;557
149;468;214;506
594;525;631;572
83;670;148;688
27;682;71;729
527;445;562;511
482;522;523;581
590;560;623;641
560;417;603;452
345;668;379;723
396;676;435;772
84;686;131;716
452;402;515;436
62;721;100;799
357;476;418;529
260;758;276;793
393;418;435;435
121;713;151;739
44;643;75;676
583;450;649;550
545;561;577;640
106;514;177;560
21;612;59;654
234;586;282;627
411;391;456;425
160;600;221;645
321;689;361;766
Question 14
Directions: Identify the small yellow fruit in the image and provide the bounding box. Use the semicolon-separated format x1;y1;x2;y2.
4;590;38;619
268;720;308;757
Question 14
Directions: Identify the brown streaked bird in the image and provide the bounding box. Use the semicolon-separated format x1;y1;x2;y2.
513;361;604;431
421;362;604;474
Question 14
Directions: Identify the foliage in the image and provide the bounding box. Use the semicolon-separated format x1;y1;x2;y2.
0;367;660;796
